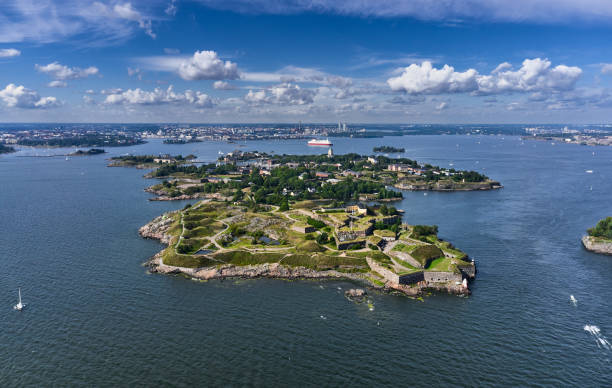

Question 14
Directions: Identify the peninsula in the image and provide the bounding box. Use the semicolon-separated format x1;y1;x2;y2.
582;217;612;255
117;150;499;296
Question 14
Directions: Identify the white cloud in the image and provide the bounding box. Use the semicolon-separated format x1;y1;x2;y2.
388;58;582;95
435;101;448;110
164;48;180;54
177;50;240;81
36;62;99;80
387;61;478;94
113;3;155;38
139;50;240;81
101;88;124;95
194;0;612;23
0;1;158;44
214;81;237;90
0;84;60;108
48;80;67;88
127;67;142;80
0;48;20;57
245;83;316;105
104;85;215;107
165;0;178;16
601;64;612;75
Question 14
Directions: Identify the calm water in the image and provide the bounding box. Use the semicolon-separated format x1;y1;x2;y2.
1;135;611;386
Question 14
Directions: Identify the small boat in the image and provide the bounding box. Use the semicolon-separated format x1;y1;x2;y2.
13;288;25;311
586;170;593;174
570;295;577;305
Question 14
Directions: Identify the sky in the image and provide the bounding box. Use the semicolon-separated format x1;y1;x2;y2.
1;0;612;123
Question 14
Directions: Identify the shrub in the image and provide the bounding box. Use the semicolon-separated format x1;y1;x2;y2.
306;216;326;229
588;217;612;239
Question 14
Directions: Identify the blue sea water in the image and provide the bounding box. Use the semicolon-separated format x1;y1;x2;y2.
1;135;611;386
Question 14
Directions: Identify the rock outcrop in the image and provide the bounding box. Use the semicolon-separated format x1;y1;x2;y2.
139;214;176;245
582;235;612;255
147;254;367;283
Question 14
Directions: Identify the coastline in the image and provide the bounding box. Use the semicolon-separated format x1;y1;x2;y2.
582;235;612;255
394;181;502;191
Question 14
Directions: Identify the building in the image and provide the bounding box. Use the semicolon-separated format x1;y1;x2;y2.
346;203;367;216
315;171;330;178
327;147;334;158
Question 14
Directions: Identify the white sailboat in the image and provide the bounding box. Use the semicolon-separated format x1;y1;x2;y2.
13;288;25;311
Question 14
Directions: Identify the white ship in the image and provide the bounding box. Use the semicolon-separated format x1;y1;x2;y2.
307;138;332;146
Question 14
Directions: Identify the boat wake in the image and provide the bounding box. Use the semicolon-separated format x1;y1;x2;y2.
584;325;611;350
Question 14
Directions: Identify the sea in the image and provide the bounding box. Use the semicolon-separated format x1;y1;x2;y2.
1;134;611;386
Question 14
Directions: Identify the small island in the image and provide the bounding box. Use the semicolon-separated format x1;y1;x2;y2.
69;148;106;156
0;144;16;154
582;217;612;255
108;154;196;169
373;146;405;153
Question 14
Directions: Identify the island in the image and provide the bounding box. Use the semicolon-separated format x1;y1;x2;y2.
0;144;15;154
108;154;196;169
582;217;612;255
138;151;501;201
109;150;498;297
69;148;106;156
373;146;405;153
140;199;475;296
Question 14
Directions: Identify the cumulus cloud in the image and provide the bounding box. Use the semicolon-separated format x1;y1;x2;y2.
388;61;478;94
213;81;237;90
245;83;316;105
36;62;99;80
0;84;60;108
178;50;240;81
104;85;215;107
48;80;67;88
387;58;582;95
0;48;21;57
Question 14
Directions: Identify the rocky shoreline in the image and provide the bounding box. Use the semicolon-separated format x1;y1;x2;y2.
582;235;612;255
139;214;470;296
394;181;502;191
144;187;207;201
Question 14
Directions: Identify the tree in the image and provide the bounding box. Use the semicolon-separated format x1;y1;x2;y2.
316;232;328;245
279;198;290;211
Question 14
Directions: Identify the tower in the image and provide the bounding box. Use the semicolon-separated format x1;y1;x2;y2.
327;147;334;158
